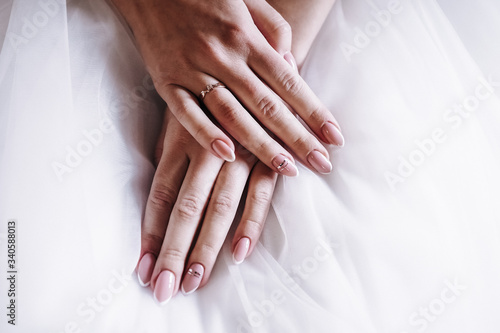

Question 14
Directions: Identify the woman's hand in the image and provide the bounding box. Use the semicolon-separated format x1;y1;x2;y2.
136;110;278;303
111;0;344;176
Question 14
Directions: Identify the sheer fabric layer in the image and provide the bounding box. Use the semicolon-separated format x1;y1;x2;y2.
1;0;500;332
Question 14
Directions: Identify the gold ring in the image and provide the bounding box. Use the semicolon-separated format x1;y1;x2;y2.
199;82;226;101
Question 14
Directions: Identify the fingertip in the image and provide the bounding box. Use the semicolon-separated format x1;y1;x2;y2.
181;263;205;295
321;122;345;147
153;270;175;306
271;154;299;177
212;139;236;162
284;52;298;73
307;150;333;175
137;253;156;287
232;237;251;265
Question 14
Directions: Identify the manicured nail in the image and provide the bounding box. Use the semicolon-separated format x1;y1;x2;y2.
307;150;333;174
181;263;204;295
284;52;297;72
153;270;175;306
212;140;236;162
137;253;155;287
322;122;345;147
233;237;250;265
272;154;299;177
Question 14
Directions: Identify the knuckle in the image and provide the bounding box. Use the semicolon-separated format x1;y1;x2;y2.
212;191;235;216
290;135;311;151
202;42;228;67
141;233;164;254
249;189;273;207
252;139;274;156
241;218;265;234
197;242;219;260
199;28;247;68
224;24;251;53
154;80;176;99
279;71;303;96
270;19;292;40
175;194;205;220
159;247;185;263
308;105;327;124
149;184;178;211
256;95;282;121
192;122;212;143
215;98;240;124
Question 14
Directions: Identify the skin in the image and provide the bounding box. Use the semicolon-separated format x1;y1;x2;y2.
111;0;344;179
113;0;339;302
143;111;278;299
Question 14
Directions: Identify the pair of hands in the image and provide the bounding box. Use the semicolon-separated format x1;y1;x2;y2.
111;0;344;304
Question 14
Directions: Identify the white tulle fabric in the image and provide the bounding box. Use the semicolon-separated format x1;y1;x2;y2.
1;0;500;332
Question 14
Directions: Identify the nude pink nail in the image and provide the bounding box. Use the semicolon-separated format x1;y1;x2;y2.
181;263;204;295
153;270;175;306
272;154;299;177
307;150;333;174
322;122;345;147
284;52;297;72
212;140;236;162
233;237;250;265
137;253;155;287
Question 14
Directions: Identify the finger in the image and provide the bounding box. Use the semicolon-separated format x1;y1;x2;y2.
213;66;334;175
164;84;236;162
137;114;189;287
181;151;254;295
174;70;300;177
157;48;332;175
244;0;292;56
201;85;301;177
232;161;278;264
154;111;168;166
249;44;345;147
151;153;223;305
161;50;334;175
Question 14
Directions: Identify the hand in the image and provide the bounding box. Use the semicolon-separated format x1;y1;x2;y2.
136;110;278;303
111;0;344;177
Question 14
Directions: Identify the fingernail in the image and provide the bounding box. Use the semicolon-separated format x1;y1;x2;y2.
322;122;345;147
181;263;204;295
153;270;175;306
137;253;155;287
233;237;250;265
284;52;297;72
272;154;299;177
307;150;333;174
212;140;236;162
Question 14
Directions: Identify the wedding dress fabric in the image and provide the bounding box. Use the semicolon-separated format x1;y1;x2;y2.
1;0;500;332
